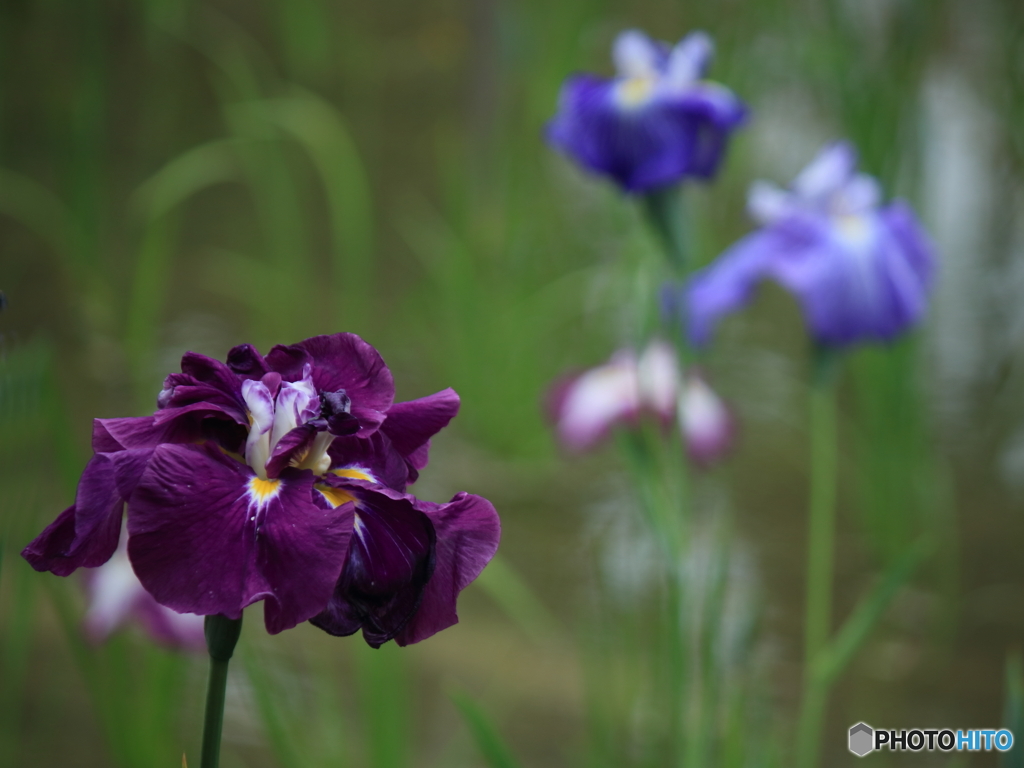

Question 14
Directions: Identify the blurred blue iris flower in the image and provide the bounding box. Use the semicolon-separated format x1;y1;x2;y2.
546;29;747;192
685;142;936;348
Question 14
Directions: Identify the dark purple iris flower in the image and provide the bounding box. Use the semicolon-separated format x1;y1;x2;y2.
546;29;747;192
685;142;936;348
22;333;500;647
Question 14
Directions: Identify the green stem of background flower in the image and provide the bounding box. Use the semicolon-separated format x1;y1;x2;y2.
642;184;687;274
200;613;244;768
796;348;841;768
639;182;693;767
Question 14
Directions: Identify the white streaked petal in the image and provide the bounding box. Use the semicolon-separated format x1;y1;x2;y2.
297;431;335;475
270;365;320;452
679;374;733;466
84;539;142;641
556;355;639;451
242;379;275;477
792;141;858;201
665;30;714;88
636;340;681;418
613;29;662;79
835;172;881;216
747;180;795;225
353;512;367;542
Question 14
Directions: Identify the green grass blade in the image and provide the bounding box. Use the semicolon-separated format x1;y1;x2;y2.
474;554;561;644
0;168;78;273
261;89;374;331
355;641;410;768
815;536;931;686
451;692;522;768
240;642;306;768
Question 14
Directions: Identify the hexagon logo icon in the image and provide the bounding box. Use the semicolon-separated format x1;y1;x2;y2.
849;722;874;757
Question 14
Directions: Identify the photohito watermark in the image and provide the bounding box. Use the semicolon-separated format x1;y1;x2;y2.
848;723;1014;757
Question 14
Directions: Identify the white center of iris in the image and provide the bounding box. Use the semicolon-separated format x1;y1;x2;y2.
614;76;657;110
240;364;333;480
834;213;872;247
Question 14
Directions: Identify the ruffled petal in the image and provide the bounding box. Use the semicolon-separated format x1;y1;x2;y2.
127;443;351;634
328;431;410;491
310;483;435;647
267;334;394;437
381;388;460;479
21;449;152;576
395;492;500;646
226;343;270;378
158;352;246;416
93;400;247;454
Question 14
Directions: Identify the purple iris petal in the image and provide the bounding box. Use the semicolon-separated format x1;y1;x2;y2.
264;424;319;479
381;388;460;481
127;442;352;634
93;399;248;454
328;431;410;492
686;141;936;348
266;334;394;437
22;449;152;576
395;492;500;646
687;228;788;346
226;343;271;378
546;29;746;192
158;352;246;416
311;482;436;648
319;390;359;436
93;415;202;452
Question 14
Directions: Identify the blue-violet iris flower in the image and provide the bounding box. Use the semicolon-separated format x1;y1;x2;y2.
22;333;501;647
686;141;936;348
549;340;734;467
546;29;747;192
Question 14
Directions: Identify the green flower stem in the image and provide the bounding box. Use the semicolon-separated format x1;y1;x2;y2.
641;184;687;274
618;429;690;766
637;181;695;767
201;613;243;768
796;348;841;768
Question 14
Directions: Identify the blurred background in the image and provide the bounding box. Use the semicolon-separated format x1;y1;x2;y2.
1;0;1023;766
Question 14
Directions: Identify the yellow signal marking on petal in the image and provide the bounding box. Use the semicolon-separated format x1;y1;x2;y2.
616;76;656;109
248;476;282;504
836;213;870;245
218;445;247;465
316;483;357;508
331;468;374;483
